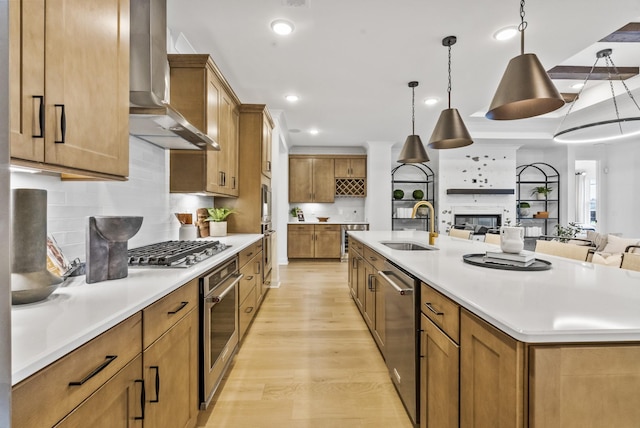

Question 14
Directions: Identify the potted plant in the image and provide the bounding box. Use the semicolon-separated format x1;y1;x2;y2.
518;201;531;217
554;222;580;243
206;207;236;237
531;186;553;200
290;206;300;218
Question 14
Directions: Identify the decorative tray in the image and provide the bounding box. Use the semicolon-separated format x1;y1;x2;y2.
462;253;552;271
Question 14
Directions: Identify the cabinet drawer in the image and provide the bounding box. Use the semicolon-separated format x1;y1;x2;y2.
421;282;460;343
315;224;340;232
143;279;198;349
364;246;386;272
238;241;261;267
350;238;364;255
12;313;142;428
239;254;259;304
288;224;313;232
239;286;257;339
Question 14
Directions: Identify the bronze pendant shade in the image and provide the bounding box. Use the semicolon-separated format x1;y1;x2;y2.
485;0;564;120
486;53;565;120
427;35;473;149
398;81;430;163
428;108;473;149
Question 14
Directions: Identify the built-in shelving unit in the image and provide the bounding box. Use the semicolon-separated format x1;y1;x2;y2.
446;188;515;195
391;163;435;231
516;162;560;242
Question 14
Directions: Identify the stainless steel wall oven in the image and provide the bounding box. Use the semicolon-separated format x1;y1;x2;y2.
199;256;242;409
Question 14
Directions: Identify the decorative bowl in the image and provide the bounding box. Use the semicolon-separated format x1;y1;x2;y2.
317;217;330;222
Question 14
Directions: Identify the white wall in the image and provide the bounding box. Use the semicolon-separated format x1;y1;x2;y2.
11;138;214;261
364;141;394;230
0;0;11;422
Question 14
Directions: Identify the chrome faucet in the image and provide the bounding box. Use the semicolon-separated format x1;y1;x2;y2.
411;201;438;246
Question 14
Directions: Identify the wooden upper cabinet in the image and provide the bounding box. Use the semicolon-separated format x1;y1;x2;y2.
334;157;366;178
262;120;272;178
289;156;335;203
168;54;240;196
10;0;129;179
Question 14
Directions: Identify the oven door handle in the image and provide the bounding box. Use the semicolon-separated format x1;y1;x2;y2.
207;273;243;303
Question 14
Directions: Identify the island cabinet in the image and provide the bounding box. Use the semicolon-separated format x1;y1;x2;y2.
142;279;200;428
12;314;143;428
168;54;241;197
238;242;264;340
287;224;342;259
289;156;335;203
420;282;460;428
9;0;129;179
347;240;385;353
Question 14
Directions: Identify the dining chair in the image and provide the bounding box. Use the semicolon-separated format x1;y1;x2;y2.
449;229;472;240
621;245;640;272
534;239;591;261
484;233;501;245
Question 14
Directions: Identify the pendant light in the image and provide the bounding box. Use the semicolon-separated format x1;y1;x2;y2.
486;0;565;120
398;81;430;163
428;36;473;149
554;48;640;143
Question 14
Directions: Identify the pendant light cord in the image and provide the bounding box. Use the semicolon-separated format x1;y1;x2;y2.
447;43;452;109
519;0;528;55
411;85;416;134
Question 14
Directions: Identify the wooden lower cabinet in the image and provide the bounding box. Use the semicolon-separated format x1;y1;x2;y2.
420;313;459;428
529;344;640;428
55;355;143;428
460;309;525;428
287;224;341;259
143;308;199;428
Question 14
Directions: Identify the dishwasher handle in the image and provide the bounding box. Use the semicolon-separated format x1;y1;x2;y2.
378;270;413;295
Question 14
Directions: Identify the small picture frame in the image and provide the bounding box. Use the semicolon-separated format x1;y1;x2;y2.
296;209;305;222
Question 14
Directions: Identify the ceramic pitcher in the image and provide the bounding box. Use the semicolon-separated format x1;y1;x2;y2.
500;226;524;254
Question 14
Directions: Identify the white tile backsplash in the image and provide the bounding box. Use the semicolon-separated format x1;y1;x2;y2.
11;138;214;261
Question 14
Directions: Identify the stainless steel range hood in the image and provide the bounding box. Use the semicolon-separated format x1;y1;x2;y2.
129;0;219;150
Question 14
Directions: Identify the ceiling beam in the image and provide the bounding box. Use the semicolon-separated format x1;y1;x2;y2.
547;66;639;80
599;22;640;43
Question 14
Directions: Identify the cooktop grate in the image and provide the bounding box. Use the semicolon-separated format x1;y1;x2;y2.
127;240;229;267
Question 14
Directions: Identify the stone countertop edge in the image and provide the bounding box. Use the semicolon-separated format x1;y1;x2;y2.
10;234;263;385
348;230;640;344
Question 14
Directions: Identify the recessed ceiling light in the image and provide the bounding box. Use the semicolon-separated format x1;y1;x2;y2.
309;129;319;135
271;19;294;35
285;94;299;102
571;82;585;90
424;97;439;106
493;26;518;41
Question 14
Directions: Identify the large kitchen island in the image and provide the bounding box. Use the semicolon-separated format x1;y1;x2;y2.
348;230;640;428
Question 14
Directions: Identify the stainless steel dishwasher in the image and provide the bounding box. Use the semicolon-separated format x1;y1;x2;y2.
378;260;419;426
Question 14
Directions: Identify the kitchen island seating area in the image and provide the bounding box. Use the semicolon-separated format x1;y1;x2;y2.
448;228;472;239
534;239;592;261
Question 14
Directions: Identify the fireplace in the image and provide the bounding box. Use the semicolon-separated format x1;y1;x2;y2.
454;214;501;235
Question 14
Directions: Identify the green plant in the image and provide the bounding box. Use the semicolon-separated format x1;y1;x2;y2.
412;189;424;200
393;189;404;199
206;207;236;222
531;186;553;197
290;206;300;217
518;202;531;208
554;222;580;243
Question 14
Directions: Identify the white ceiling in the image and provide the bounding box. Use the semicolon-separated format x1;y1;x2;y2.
166;0;640;149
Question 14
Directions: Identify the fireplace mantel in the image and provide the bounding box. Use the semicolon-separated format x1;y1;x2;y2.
446;188;514;195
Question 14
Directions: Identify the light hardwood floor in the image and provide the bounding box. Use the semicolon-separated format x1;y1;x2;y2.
197;260;413;428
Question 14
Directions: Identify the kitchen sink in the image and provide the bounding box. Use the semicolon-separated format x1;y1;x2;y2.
380;241;438;251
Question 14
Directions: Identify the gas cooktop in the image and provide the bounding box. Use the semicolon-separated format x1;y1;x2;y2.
127;240;230;268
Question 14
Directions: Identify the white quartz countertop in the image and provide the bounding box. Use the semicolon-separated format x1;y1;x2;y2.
288;220;368;225
349;230;640;344
11;234;262;385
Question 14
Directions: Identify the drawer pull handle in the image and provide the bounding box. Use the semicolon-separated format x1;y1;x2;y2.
150;366;160;403
68;355;117;386
246;276;254;281
32;95;45;138
425;302;443;316
167;301;188;315
245;306;254;314
247;252;253;257
134;379;145;420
